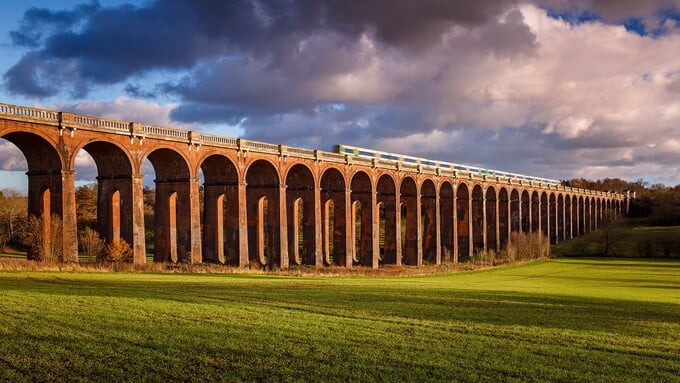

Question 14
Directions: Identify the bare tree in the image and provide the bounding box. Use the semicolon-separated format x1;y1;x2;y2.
596;211;623;257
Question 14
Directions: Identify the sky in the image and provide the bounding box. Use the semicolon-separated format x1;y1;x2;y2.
1;0;680;192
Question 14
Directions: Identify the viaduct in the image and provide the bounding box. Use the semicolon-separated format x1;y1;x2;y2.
0;103;629;268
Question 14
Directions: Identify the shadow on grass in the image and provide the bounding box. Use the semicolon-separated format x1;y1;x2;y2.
1;272;678;338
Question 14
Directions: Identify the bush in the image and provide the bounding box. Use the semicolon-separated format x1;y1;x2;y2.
103;238;133;263
0;232;7;255
79;227;105;262
22;214;63;262
506;232;550;263
470;232;550;266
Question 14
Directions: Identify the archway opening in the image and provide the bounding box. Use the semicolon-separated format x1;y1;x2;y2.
584;197;590;234
485;187;497;252
499;188;509;248
200;154;239;266
521;190;530;233
320;168;345;266
376;175;396;265
350;171;373;267
0;132;64;261
471;185;484;254
246;160;281;269
456;183;470;261
400;177;417;265
146;148;192;263
75;141;134;263
286;164;315;266
421;179;437;264
510;189;520;234
557;194;564;242
565;195;572;240
548;193;555;243
531;191;539;233
440;182;454;263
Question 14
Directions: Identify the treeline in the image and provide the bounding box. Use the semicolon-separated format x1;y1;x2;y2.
563;177;680;226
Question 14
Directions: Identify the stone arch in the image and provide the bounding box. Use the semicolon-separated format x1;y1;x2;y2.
1;131;65;261
199;154;239;265
456;182;470;261
540;192;548;238
146;148;193;263
573;195;579;236
285;164;316;266
578;196;585;235
350;171;373;267
584;196;591;233
499;187;509;248
376;174;397;265
485;186;497;252
76;141;134;254
565;194;572;239
471;185;484;254
557;194;565;242
439;181;454;263
400;176;418;265
320;167;346;266
549;193;556;244
531;191;540;233
521;190;530;233
246;160;282;269
510;189;520;234
421;179;437;264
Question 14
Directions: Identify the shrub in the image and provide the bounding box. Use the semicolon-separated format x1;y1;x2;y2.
22;214;63;262
103;239;133;263
0;232;7;255
79;227;105;262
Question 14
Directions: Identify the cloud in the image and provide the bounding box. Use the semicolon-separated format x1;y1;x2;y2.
2;1;680;184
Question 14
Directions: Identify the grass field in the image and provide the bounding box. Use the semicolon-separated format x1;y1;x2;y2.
0;258;678;382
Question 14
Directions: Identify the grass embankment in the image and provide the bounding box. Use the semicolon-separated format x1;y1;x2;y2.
0;258;678;382
552;223;680;258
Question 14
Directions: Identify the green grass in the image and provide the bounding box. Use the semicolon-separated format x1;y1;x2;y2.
0;258;679;382
552;224;680;258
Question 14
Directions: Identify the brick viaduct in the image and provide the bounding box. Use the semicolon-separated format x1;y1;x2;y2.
0;103;629;268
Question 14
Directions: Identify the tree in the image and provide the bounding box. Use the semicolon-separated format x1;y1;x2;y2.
595;211;624;257
75;184;98;229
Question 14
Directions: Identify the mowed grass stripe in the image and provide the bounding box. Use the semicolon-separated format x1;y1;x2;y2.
0;258;679;382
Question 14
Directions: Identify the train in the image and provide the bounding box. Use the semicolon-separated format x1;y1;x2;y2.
334;144;562;186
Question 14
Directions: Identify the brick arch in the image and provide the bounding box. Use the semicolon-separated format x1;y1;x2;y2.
74;141;135;252
421;179;437;264
376;173;397;265
146;147;194;263
283;161;318;187
456;181;471;261
195;151;239;183
350;170;374;267
285;163;316;266
199;154;240;265
439;181;454;263
70;139;134;175
498;187;509;248
244;157;282;186
320;166;347;266
510;188;520;233
549;192;557;243
245;159;283;269
140;145;193;179
1;130;65;261
471;184;484;254
400;176;418;266
485;186;497;252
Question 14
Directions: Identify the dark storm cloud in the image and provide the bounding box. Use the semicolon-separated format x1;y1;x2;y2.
9;0;101;47
4;0;525;98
